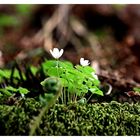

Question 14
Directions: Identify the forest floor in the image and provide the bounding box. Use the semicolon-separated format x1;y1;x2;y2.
0;4;140;103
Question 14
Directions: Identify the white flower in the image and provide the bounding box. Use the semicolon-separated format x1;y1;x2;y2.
80;58;90;66
91;72;98;80
50;48;64;59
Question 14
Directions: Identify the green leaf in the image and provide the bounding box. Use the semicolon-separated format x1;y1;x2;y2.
13;69;20;79
18;87;29;94
0;89;12;96
133;87;140;93
59;78;68;87
47;67;63;77
30;66;38;76
89;78;100;86
5;86;18;92
42;60;57;69
78;98;87;104
59;61;73;68
89;86;103;96
65;72;76;81
84;66;95;73
0;69;11;79
85;80;92;87
75;65;95;75
42;60;58;75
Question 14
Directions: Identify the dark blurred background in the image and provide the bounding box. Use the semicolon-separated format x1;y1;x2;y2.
0;4;140;83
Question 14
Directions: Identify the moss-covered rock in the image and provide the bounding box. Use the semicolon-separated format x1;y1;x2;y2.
0;99;140;136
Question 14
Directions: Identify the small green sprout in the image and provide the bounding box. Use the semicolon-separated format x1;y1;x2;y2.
78;97;87;104
0;86;29;98
30;66;38;76
18;87;29;94
40;77;61;94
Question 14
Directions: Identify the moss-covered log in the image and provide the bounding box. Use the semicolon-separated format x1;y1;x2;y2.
0;99;140;136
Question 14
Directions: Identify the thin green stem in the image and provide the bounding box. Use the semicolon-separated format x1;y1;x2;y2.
56;59;63;103
56;60;59;78
87;94;93;103
63;87;66;104
61;88;63;104
67;90;70;103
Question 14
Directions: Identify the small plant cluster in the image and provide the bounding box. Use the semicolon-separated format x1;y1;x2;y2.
0;48;103;104
0;64;38;99
0;86;29;98
0;99;140;136
41;48;103;105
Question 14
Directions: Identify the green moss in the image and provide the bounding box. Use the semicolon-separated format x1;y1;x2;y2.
0;99;140;136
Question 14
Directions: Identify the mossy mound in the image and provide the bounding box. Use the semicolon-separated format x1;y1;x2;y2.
0;99;140;136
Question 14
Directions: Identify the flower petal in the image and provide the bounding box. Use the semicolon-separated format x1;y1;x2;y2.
80;58;84;62
58;49;64;58
53;48;59;54
50;49;54;56
80;58;84;66
80;58;90;66
50;48;63;59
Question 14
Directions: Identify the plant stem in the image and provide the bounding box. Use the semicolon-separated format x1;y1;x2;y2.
67;90;69;103
61;88;63;104
56;60;63;103
63;87;65;104
56;60;59;78
87;94;93;103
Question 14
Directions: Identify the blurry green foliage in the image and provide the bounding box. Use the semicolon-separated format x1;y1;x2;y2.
94;29;110;38
0;4;34;35
0;14;19;27
133;87;140;93
0;86;29;98
16;4;33;15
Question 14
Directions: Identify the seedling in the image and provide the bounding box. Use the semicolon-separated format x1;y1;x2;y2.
0;86;29;98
